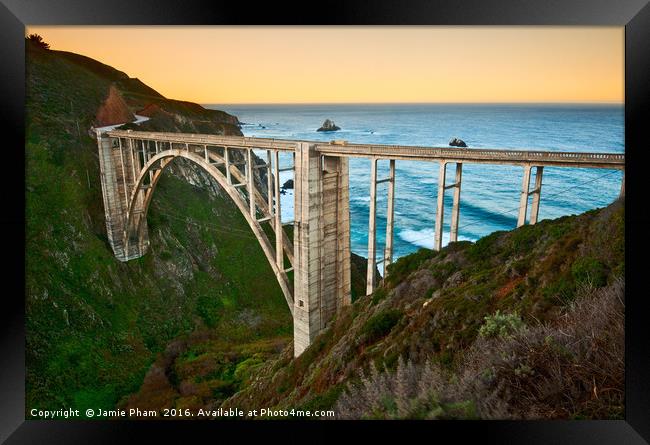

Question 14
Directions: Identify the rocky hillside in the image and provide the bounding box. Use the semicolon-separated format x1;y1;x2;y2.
25;39;291;415
223;199;624;419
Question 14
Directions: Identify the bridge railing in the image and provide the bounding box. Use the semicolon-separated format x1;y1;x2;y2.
314;143;625;167
105;129;299;152
103;130;624;169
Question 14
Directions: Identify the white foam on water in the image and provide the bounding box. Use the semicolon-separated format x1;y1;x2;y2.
398;228;476;249
351;195;371;203
399;228;435;249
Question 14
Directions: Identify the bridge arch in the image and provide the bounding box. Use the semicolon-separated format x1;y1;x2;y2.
123;147;294;313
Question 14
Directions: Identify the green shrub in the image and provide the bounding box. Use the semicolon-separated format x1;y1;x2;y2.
542;275;577;304
386;248;437;287
467;231;502;261
196;294;222;328
300;384;345;412
547;218;575;240
431;261;458;281
510;224;543;254
571;257;607;287
362;309;403;343
371;287;388;305
478;310;525;338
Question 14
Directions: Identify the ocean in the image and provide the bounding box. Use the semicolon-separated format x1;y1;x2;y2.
206;103;624;273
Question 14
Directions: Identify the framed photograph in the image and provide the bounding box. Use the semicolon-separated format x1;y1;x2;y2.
2;0;649;442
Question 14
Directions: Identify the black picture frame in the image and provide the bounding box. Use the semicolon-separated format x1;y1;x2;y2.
3;0;649;442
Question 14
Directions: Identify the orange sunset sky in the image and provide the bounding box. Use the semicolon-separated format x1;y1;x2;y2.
26;26;624;104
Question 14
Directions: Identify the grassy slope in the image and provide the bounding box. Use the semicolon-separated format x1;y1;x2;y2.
223;198;624;419
25;42;292;414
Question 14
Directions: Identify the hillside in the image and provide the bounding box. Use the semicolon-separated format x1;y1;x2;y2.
223;199;624;419
25;39;293;414
54;48;240;133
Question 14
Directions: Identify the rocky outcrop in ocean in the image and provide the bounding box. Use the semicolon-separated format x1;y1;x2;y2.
317;119;341;132
449;138;468;148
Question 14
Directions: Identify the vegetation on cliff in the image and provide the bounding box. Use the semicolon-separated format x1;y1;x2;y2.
223;199;624;419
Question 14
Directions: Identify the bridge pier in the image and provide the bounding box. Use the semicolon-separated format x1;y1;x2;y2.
449;163;463;243
366;158;398;294
517;165;532;227
384;160;396;270
293;143;351;356
517;165;544;227
225;147;231;184
266;150;273;215
273;151;283;269
97;131;149;261
434;162;447;251
434;161;463;250
366;158;378;295
529;166;544;225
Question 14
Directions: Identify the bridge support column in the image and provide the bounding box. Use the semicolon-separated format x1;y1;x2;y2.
274;151;283;269
384;159;396;272
366;158;378;295
529;166;544;225
434;162;447;251
225;147;231;184
96;132;149;261
517;165;532;228
449;163;463;243
293;144;351;357
266;150;273;215
247;149;255;217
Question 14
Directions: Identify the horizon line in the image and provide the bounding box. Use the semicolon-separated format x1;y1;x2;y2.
202;101;624;106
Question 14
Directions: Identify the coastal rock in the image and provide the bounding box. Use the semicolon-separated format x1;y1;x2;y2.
317;119;341;132
282;179;294;190
449;138;468;148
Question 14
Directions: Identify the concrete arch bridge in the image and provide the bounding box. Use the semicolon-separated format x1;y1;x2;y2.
96;129;624;356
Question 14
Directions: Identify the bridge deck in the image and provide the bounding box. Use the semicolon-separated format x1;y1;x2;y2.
315;142;624;169
106;130;624;169
107;130;298;152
